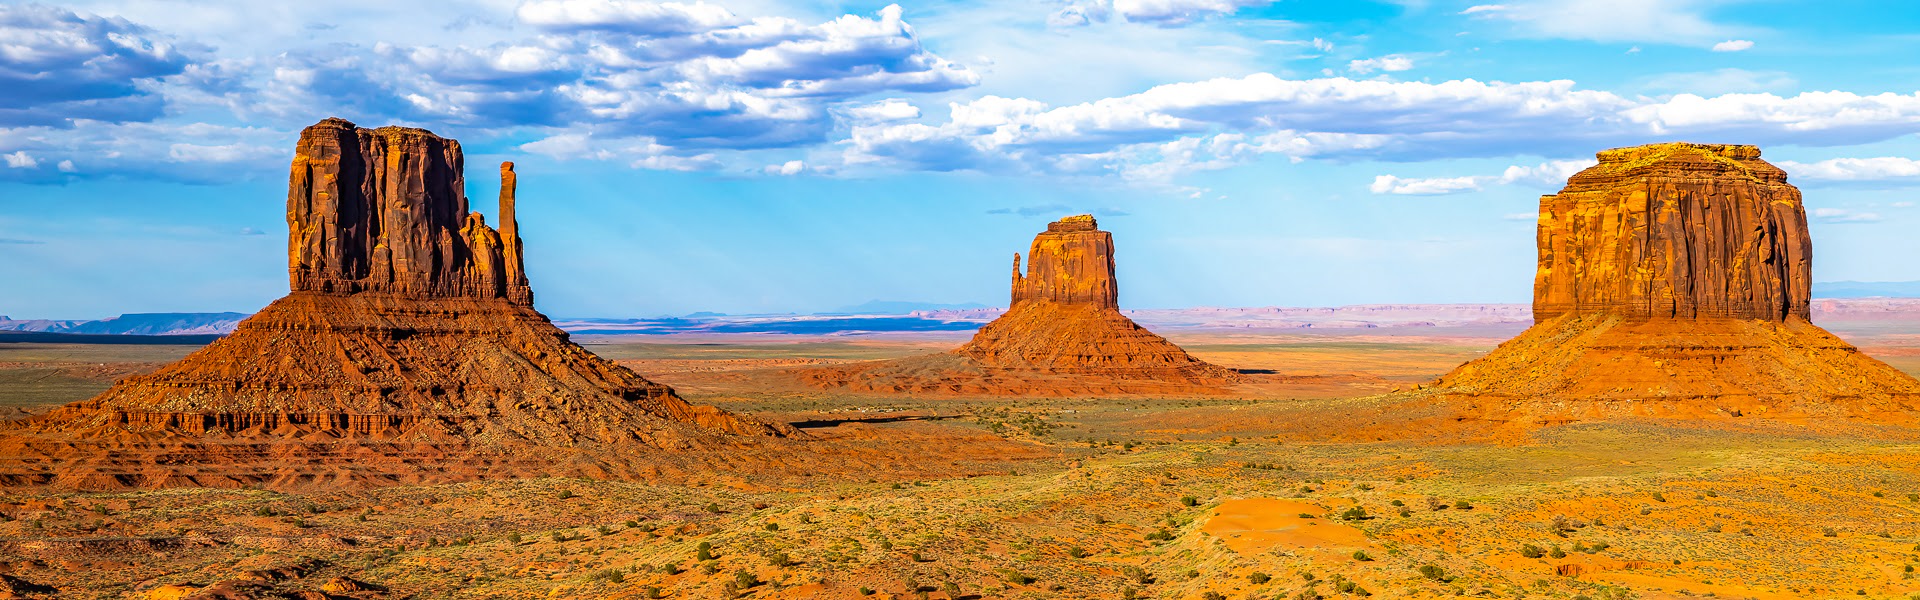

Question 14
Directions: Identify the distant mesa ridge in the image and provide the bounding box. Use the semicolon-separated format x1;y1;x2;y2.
0;117;784;491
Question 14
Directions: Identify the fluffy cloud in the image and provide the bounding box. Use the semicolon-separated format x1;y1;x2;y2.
1496;159;1596;187
1368;159;1596;196
0;2;980;183
841;99;921;123
1049;0;1276;28
765;160;806;175
1780;157;1920;185
0;120;287;183
244;3;975;151
1370;175;1483;195
1710;39;1754;52
515;0;739;34
261;3;976;147
847;72;1920;180
3;151;37;168
0;4;193;126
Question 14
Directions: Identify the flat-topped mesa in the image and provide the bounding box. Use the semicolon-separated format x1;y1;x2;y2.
1424;142;1920;420
1010;214;1119;309
288;117;531;304
1533;142;1810;321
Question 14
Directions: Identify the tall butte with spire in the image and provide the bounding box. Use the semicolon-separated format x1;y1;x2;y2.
0;118;785;490
1431;142;1920;422
797;215;1236;396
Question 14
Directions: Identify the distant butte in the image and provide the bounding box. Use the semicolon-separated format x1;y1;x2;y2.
795;215;1239;396
1433;142;1920;422
0;117;789;490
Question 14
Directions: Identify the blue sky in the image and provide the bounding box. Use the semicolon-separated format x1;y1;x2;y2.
3;0;1920;319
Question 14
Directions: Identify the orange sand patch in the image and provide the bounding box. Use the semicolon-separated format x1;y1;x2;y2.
1592;570;1811;600
1201;498;1375;555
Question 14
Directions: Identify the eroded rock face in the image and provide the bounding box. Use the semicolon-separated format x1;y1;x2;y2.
0;117;786;491
288;118;531;303
1533;143;1811;321
798;215;1235;396
1433;142;1920;416
1010;214;1118;309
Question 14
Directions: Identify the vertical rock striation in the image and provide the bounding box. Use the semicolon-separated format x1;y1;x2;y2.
1432;142;1920;419
0;117;788;491
287;117;530;302
1010;214;1119;309
1533;143;1810;321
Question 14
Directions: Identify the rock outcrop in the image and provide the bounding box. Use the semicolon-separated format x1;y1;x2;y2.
1432;143;1920;421
797;215;1237;396
1009;214;1118;309
1533;143;1810;321
0;118;786;490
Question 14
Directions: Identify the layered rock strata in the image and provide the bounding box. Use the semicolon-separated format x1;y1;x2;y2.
0;118;784;490
798;215;1236;396
1532;143;1810;321
1434;143;1920;419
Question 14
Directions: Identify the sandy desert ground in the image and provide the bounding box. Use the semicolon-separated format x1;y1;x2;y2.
4;319;1920;599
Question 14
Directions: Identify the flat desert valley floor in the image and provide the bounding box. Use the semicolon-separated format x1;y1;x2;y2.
6;316;1920;599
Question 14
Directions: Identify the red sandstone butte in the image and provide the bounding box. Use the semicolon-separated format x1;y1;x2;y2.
1532;143;1810;321
0;118;786;491
1433;142;1920;421
796;215;1237;396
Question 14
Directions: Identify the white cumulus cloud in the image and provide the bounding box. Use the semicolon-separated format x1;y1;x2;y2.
1367;159;1596;196
3;151;38;169
766;160;806;175
1780;157;1920;184
843;100;921;123
1369;175;1484;195
515;0;739;34
1711;39;1754;52
844;72;1920;179
1497;159;1597;186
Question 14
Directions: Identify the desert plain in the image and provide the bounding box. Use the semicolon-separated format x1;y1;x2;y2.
6;305;1920;600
